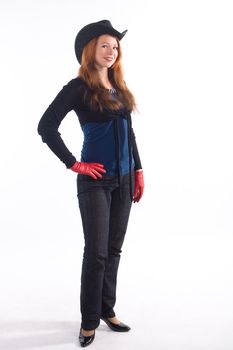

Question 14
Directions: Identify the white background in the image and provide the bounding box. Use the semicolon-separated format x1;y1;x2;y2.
0;0;233;349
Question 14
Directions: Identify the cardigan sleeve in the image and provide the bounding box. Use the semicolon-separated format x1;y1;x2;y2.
131;127;142;170
37;78;82;168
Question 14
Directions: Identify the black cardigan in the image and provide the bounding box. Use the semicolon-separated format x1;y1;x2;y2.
37;77;142;199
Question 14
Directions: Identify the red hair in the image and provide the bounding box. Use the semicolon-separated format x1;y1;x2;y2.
78;36;137;112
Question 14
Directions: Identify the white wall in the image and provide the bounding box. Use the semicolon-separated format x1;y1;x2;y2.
0;1;233;349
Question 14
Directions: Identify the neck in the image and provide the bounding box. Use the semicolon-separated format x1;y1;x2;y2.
95;65;113;89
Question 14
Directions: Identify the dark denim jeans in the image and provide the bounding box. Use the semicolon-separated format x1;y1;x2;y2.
77;172;134;330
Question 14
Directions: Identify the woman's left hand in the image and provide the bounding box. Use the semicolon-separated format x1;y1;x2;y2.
133;170;144;203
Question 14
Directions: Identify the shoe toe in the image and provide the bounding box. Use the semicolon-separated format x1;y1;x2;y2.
79;328;95;347
101;318;131;332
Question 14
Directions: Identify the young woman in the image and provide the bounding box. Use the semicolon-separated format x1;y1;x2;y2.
37;19;144;348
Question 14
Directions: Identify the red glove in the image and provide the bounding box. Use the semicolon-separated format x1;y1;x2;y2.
70;161;106;179
133;170;144;203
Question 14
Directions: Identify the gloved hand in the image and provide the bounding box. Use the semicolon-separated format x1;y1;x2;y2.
133;170;144;203
70;161;106;180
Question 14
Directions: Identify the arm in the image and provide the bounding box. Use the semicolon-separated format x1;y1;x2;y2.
37;78;81;168
131;127;143;171
130;121;144;202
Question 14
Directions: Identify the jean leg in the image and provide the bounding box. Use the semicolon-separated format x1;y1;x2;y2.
78;189;111;330
101;178;133;318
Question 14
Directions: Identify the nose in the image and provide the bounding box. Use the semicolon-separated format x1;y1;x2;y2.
107;47;115;55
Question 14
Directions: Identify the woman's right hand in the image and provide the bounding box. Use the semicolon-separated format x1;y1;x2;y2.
70;161;106;179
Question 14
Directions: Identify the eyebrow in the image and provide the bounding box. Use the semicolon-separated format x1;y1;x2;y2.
100;41;118;46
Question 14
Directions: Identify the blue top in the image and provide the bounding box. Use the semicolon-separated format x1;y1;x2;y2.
81;117;135;177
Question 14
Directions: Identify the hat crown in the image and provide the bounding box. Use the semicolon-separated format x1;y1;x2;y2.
96;20;112;26
95;20;114;29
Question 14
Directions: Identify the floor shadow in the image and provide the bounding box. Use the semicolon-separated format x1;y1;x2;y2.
0;320;79;349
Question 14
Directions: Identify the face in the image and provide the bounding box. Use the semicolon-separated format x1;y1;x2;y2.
94;34;119;69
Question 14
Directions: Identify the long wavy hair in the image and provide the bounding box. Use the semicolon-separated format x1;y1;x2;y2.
78;36;137;113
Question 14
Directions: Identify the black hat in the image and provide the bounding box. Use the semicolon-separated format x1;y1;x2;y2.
74;20;127;64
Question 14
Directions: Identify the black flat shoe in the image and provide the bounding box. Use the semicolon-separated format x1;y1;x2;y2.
101;317;131;332
79;328;95;347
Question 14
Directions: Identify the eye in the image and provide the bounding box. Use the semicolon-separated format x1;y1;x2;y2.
113;47;118;50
